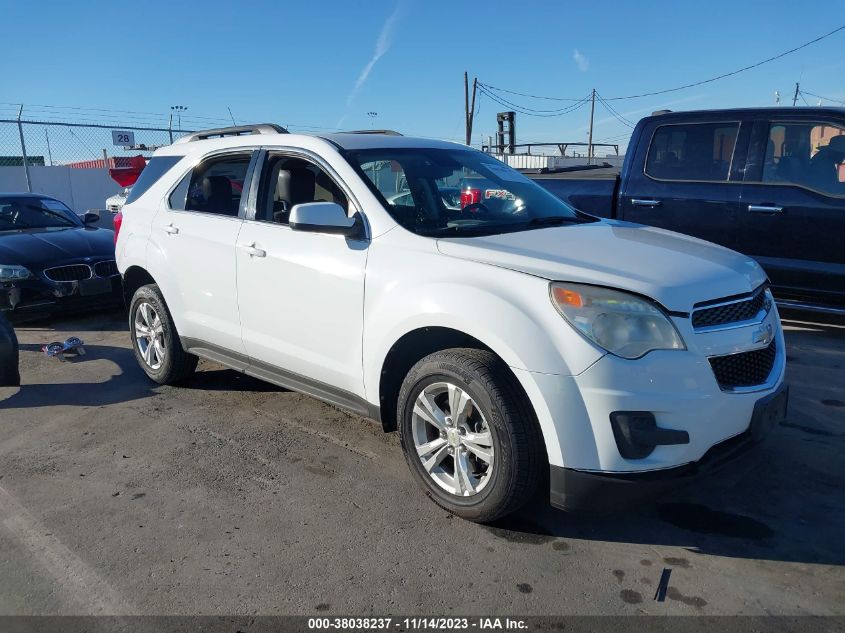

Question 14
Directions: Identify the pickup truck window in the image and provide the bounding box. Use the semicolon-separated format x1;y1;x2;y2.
762;122;845;197
645;122;739;182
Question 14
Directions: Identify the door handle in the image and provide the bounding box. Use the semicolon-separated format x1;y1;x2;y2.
240;242;266;258
748;204;784;214
630;198;662;208
163;223;179;235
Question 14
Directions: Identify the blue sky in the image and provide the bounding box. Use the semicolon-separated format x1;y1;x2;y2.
2;0;844;152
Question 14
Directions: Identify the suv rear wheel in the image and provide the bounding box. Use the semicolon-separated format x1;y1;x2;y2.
397;348;543;522
129;284;197;384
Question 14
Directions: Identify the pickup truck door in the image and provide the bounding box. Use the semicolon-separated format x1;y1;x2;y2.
737;117;845;308
618;119;750;250
235;149;369;406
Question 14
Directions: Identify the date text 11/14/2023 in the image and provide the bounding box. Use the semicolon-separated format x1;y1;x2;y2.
308;617;528;630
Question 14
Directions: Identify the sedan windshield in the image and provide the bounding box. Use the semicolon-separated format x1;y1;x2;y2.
347;147;594;236
0;197;80;231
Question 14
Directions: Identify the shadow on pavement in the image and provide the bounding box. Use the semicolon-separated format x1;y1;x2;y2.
487;437;844;567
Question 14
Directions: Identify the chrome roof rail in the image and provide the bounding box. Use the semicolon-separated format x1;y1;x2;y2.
174;124;289;144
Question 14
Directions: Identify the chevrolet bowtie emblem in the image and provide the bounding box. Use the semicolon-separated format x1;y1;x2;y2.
752;323;774;346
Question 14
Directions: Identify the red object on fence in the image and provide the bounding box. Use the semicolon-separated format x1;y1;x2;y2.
107;155;147;187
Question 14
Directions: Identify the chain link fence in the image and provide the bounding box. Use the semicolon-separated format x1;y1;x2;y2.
0;116;198;214
0;118;193;170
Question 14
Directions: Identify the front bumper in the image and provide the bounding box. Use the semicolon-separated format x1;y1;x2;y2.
549;383;789;513
1;276;123;316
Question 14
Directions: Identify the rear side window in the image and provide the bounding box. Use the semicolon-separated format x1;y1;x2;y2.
645;123;739;182
124;156;182;204
169;154;251;217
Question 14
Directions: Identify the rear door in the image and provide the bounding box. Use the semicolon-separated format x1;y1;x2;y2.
738;116;845;308
152;149;257;354
619;118;749;249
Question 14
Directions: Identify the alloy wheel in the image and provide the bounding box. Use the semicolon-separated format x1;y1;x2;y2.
134;302;165;370
411;381;495;496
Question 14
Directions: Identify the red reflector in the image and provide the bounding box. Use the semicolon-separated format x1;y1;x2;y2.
113;211;123;245
460;188;482;209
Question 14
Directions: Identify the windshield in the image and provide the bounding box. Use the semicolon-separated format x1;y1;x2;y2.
347;147;593;236
0;197;80;231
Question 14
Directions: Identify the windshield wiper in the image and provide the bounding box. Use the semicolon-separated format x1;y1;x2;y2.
525;215;585;226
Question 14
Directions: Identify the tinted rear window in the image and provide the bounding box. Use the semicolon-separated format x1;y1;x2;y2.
124;156;182;205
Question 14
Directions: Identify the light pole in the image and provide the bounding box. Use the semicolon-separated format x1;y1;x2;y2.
367;111;378;129
171;105;188;131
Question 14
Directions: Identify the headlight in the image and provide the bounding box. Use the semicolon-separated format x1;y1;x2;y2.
0;265;33;282
550;282;685;359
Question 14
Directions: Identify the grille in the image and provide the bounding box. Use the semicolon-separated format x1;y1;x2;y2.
44;264;92;282
692;287;768;329
94;260;119;277
709;341;777;391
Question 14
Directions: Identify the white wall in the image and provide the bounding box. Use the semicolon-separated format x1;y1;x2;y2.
0;166;121;214
491;154;625;170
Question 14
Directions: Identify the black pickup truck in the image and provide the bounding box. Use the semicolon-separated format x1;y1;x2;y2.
528;107;845;314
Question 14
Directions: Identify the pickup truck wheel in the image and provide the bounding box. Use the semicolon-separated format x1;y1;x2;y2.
129;284;197;385
397;348;543;522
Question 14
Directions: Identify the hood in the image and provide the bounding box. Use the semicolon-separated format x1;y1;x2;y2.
436;221;767;312
0;226;115;268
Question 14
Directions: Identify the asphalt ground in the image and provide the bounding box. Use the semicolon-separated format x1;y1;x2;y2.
0;309;842;616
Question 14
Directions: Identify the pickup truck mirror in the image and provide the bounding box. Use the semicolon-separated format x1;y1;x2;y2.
82;210;100;224
289;202;360;238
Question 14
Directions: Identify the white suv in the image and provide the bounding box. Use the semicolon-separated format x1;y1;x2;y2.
115;124;788;522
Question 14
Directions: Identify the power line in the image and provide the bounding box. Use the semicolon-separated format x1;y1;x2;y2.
476;81;585;102
477;84;591;114
595;93;636;128
479;24;845;103
477;86;591;117
800;89;845;105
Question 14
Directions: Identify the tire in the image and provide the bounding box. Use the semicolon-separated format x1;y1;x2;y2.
129;284;197;385
397;348;544;522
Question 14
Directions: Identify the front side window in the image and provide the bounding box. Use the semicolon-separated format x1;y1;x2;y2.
255;155;349;225
170;154;251;216
645;122;739;182
762;122;845;196
347;148;589;237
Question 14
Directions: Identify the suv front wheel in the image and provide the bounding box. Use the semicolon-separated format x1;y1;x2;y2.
397;348;544;522
129;284;197;385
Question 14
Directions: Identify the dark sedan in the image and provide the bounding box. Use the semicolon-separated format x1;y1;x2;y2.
0;193;122;316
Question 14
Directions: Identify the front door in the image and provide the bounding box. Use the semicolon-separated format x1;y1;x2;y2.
236;151;368;399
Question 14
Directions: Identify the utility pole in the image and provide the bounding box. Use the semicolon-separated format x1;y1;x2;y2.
792;82;800;107
587;88;596;165
464;72;470;145
464;73;478;146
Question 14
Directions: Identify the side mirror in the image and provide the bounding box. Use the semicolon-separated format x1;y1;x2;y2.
289;202;361;237
82;210;100;224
